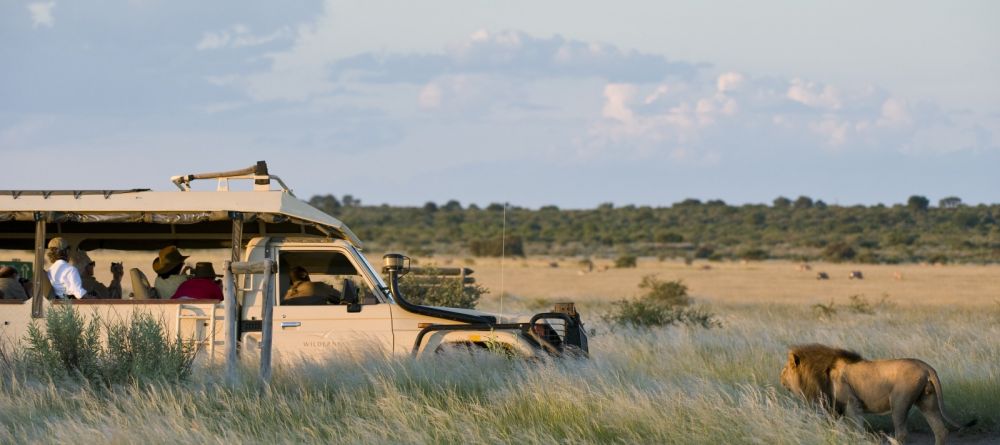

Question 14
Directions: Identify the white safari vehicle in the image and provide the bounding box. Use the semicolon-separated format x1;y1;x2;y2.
0;162;587;361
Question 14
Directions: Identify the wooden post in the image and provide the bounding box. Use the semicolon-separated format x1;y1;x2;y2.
222;260;274;386
257;259;275;386
223;260;237;383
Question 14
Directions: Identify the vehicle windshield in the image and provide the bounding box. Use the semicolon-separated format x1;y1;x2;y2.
355;251;393;303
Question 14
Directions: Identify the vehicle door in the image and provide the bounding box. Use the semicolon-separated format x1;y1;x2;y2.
269;246;393;360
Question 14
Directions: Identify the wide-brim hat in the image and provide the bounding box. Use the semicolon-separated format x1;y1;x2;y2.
192;262;220;279
152;245;189;274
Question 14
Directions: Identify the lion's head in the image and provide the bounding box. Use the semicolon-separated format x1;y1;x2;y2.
780;343;864;404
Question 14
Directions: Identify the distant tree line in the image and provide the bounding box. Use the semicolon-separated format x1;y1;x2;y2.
308;194;1000;264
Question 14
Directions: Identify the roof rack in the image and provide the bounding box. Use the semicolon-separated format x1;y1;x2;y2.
0;189;150;199
170;161;294;196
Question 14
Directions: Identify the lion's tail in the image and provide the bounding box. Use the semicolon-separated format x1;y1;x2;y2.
928;369;977;430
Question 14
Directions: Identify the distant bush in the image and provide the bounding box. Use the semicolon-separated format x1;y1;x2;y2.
604;276;718;329
927;254;949;265
398;270;485;309
614;255;637;268
469;236;524;257
813;294;894;319
739;248;769;261
823;242;856;263
24;306;195;385
654;232;684;243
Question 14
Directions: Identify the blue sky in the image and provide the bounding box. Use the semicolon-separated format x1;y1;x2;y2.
2;0;997;208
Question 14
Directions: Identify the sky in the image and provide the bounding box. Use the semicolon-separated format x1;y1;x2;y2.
1;0;998;208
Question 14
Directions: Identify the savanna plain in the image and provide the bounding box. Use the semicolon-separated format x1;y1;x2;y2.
2;257;998;444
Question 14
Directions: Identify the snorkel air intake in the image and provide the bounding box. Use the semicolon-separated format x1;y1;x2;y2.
383;253;495;324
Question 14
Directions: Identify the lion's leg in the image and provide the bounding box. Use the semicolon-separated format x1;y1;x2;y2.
891;405;910;445
890;390;921;445
831;374;864;429
916;392;948;445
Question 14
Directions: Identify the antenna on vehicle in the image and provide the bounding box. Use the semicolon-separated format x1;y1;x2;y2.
498;202;507;323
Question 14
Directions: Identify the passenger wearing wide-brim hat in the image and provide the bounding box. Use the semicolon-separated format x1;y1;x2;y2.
171;262;223;300
45;237;89;299
153;245;190;299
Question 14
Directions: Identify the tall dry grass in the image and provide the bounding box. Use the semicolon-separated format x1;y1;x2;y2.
1;302;996;444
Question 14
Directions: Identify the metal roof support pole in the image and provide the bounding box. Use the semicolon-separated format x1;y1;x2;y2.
230;212;243;263
30;214;46;318
223;260;237;384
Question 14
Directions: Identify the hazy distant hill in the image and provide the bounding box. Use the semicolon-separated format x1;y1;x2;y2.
309;195;1000;264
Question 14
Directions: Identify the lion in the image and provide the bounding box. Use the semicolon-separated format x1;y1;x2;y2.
780;343;974;445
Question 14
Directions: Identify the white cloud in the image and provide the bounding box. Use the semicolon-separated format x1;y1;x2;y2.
810;116;850;146
786;78;841;109
196;19;991;160
716;72;744;93
418;83;442;109
877;98;912;128
27;2;55;28
196;24;290;51
601;84;635;122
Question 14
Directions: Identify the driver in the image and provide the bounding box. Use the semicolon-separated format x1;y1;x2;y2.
283;266;340;305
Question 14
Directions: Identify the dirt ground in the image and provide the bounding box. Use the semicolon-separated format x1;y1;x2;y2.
418;256;1000;309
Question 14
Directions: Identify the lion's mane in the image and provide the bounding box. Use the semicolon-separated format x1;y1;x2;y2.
788;343;864;405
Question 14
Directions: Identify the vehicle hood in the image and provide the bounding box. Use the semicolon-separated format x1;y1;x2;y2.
425;306;524;324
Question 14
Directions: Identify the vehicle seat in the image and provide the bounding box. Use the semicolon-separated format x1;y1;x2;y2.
341;278;359;304
130;268;156;299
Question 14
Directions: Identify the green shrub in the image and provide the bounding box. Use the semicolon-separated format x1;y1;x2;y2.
812;300;837;319
614;255;637;268
398;270;485;309
24;305;195;385
25;305;102;382
638;275;691;307
604;276;718;329
102;311;196;383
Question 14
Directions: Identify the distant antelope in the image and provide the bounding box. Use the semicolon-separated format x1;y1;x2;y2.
848;271;864;280
797;263;812;272
816;272;829;280
893;271;904;281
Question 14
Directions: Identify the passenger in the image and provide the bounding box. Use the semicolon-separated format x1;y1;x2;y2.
171;262;223;300
152;245;190;299
72;251;123;299
46;237;89;299
283;266;340;305
0;266;29;300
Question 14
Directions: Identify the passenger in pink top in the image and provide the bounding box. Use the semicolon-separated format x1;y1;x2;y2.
171;262;223;300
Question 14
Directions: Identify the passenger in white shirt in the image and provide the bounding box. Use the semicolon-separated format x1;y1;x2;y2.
45;237;89;299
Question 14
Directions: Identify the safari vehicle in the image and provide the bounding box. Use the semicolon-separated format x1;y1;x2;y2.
0;162;587;360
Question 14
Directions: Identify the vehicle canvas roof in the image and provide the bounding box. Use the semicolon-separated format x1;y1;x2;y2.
0;189;362;247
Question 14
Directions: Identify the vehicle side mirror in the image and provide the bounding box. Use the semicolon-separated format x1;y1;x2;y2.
347;302;361;313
